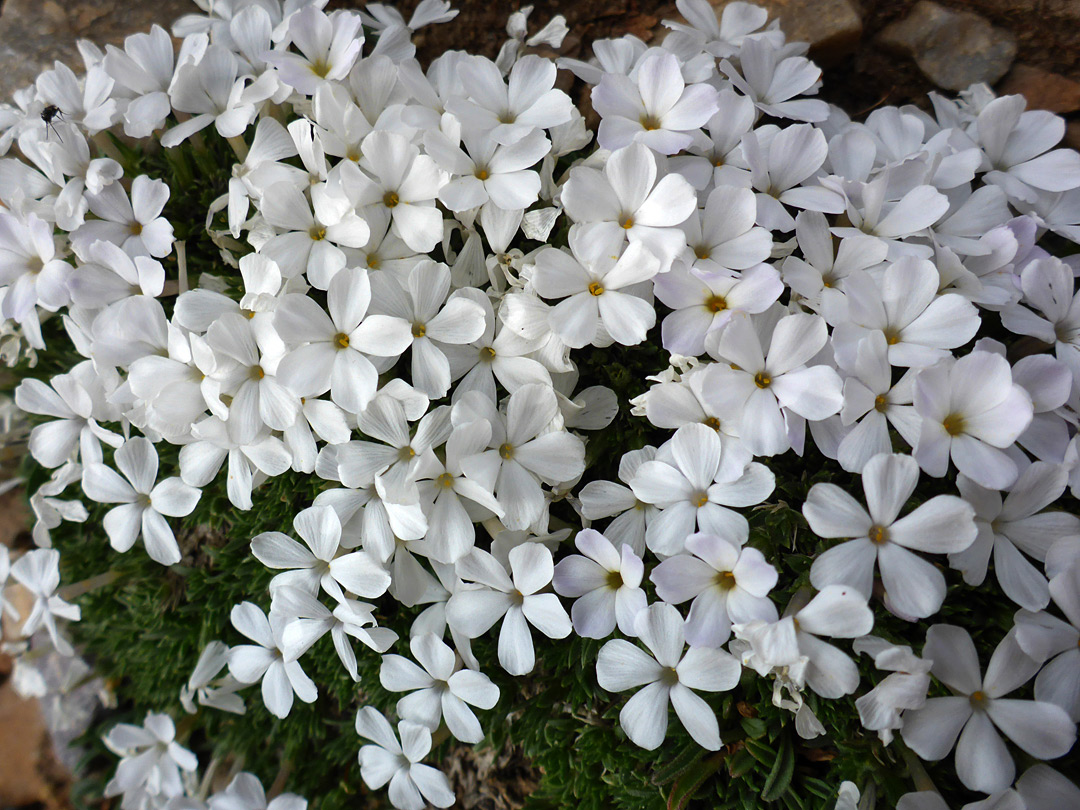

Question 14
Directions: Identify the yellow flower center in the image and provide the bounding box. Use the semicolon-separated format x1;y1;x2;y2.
383;191;399;208
640;114;662;131
703;416;721;431
874;395;888;413
130;222;143;236
693;491;709;508
436;472;455;489
412;322;426;338
606;569;623;589
588;281;605;296
754;372;771;389
334;332;350;349
868;525;888;545
715;570;737;591
249;365;265;380
942;413;966;437
310;226;327;241
479;346;496;362
499;443;514;460
704;295;727;314
475;168;490;181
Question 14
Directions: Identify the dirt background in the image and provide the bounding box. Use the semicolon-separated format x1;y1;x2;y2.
2;0;1080;808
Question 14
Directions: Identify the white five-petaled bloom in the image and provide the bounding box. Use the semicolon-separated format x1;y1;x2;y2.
8;548;80;656
341;130;447;254
592;51;719;155
852;636;932;745
629;421;775;555
702;311;844;457
805;452;976;619
901;625;1076;794
0;211;70;325
457;384;586;532
251;504;390;602
72;175;174;259
379;632;500;743
81;437;201;566
274;267;413;414
531;223;660;348
102;713;198;801
264;7;364;95
559;142;698;271
552;528;647;639
367;261;487;399
445;543;571;675
596;602;741;751
355;707;456;810
1014;562;1080;721
650;531;778;648
913;350;1034;490
950;462;1080;612
227;602;317;719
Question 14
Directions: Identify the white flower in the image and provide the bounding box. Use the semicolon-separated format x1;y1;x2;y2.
0;211;71;324
1014;562;1080;721
833;258;981;369
265;7;364;95
445;543;571;675
595;602;741;750
15;365;122;468
355;707;456;810
227;602;317;719
913;350;1034;489
81;437;202;566
426;127;550;212
805;452;976;619
162;45;259;147
592;51;719;155
901;625;1076;793
651;532;777;647
251;504;390;602
341;130;446;254
274;267;413;414
448;54;572;146
367;262;487;399
976;95;1080;202
560;141;697;270
655;262;782;357
36;63;117;134
457;384;585;532
1001;256;1080;379
8;548;80;656
103;713;197;801
180;641;246;715
103;25;176;138
577;447;659;557
719;38;829;122
702;311;844;456
379;632;499;743
950;462;1080;611
531;224;659;348
1017;765;1080;809
552;528;647;638
741;124;843;231
69;239;165;308
273;586;396;682
629;422;774;555
72;175;174;259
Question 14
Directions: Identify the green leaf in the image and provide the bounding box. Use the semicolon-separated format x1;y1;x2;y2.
652;742;707;786
740;716;768;739
666;753;724;810
760;733;795;803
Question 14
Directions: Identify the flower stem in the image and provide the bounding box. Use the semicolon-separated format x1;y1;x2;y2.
227;135;249;163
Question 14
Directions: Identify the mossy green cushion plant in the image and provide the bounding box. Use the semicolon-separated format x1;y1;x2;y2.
1;1;1080;809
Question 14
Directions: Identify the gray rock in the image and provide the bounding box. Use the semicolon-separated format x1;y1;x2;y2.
0;0;194;103
878;1;1016;91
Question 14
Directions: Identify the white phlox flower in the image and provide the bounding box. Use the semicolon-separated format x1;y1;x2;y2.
595;602;741;750
355;707;456;810
552;528;647;638
227;601;317;719
379;632;499;743
900;625;1076;794
445;543;571;675
805;452;977;619
8;548;81;656
81;436;202;566
103;713;197;803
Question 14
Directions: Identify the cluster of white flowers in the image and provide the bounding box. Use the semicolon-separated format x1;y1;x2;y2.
1;0;1079;807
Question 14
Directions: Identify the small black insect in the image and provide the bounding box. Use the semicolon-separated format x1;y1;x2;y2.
41;105;64;142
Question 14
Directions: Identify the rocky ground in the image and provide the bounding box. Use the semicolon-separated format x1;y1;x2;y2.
1;0;1079;808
